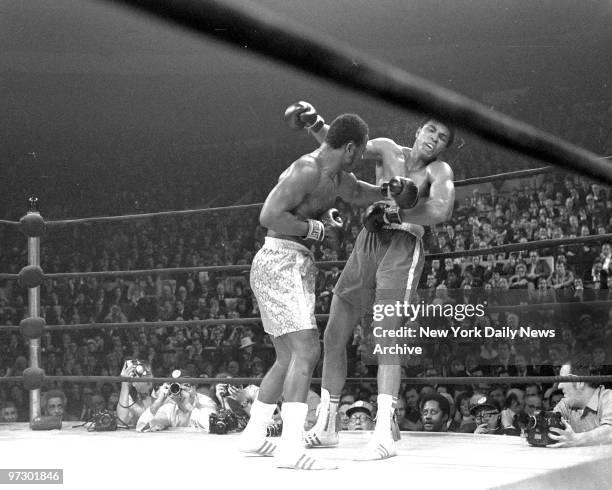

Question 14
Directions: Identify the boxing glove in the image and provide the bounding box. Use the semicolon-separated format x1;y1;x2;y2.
362;202;401;233
381;176;419;209
304;208;344;250
320;208;344;250
284;101;325;132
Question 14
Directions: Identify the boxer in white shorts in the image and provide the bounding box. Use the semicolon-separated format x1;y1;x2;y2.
239;112;389;470
250;238;317;338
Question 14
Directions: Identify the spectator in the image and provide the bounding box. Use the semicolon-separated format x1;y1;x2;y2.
420;393;450;433
471;398;504;435
0;401;18;423
116;359;155;426
346;401;375;431
42;389;78;421
501;390;524;431
136;368;217;432
449;392;476;433
337;401;351;431
549;357;612;446
544;389;564;411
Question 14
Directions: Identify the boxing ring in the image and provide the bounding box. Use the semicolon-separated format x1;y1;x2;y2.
2;425;612;489
1;0;612;488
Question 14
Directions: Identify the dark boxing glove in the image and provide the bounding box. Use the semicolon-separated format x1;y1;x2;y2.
284;101;325;132
362;202;402;233
304;208;344;250
381;176;419;209
320;208;344;250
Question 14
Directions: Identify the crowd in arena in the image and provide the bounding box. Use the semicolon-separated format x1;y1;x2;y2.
0;94;611;435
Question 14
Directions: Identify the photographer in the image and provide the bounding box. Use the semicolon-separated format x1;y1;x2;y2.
116;359;154;426
471;398;504;435
212;383;282;436
549;358;612;447
136;369;217;432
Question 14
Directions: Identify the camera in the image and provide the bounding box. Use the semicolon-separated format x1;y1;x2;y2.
217;383;230;397
91;410;117;432
31;415;62;431
127;359;148;377
169;382;182;397
526;410;564;447
209;409;239;434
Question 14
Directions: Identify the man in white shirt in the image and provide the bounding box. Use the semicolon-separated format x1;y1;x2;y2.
136;368;216;432
550;359;612;447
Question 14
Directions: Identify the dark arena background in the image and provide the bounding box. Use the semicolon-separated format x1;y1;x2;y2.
0;0;611;488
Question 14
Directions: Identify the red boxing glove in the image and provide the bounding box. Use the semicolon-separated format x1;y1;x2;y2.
284;101;325;132
381;176;419;209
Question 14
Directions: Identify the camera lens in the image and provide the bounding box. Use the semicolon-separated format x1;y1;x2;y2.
170;382;181;396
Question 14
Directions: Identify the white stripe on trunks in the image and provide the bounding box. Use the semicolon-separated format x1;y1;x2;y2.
403;237;422;303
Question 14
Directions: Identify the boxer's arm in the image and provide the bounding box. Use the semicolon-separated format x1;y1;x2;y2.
260;159;318;236
309;123;329;144
307;132;394;165
337;171;382;207
362;138;399;160
399;161;454;225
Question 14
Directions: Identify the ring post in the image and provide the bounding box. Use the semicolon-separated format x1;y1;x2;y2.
25;197;43;421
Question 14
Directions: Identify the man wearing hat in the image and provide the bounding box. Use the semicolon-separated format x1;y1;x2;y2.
471;397;504;435
239;336;257;350
346;401;375;431
136;368;217;432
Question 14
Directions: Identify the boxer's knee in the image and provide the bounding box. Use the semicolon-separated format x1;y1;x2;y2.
297;340;321;368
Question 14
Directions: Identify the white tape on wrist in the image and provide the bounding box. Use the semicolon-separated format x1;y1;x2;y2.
305;219;325;241
383;204;402;225
306;116;325;133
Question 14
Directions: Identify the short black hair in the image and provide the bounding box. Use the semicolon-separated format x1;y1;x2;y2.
325;113;369;149
419;393;450;417
505;392;521;409
419;117;455;149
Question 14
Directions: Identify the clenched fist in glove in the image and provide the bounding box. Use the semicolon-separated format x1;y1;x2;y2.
284;101;325;132
305;208;344;250
381;176;419;209
362;202;402;233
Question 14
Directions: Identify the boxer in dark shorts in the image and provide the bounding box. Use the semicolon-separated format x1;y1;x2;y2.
297;102;456;460
335;225;425;316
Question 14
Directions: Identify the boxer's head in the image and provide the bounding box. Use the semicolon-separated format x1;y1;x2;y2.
415;118;455;160
326;113;369;170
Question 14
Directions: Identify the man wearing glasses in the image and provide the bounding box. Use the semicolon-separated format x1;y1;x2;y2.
549;358;612;447
346;401;375;431
471;398;504;435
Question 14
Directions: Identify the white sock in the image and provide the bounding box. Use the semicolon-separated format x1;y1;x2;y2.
315;388;339;432
243;399;277;439
373;394;394;438
278;402;308;459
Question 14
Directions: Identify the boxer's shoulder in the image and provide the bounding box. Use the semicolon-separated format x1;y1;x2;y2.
280;154;322;187
426;159;454;182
